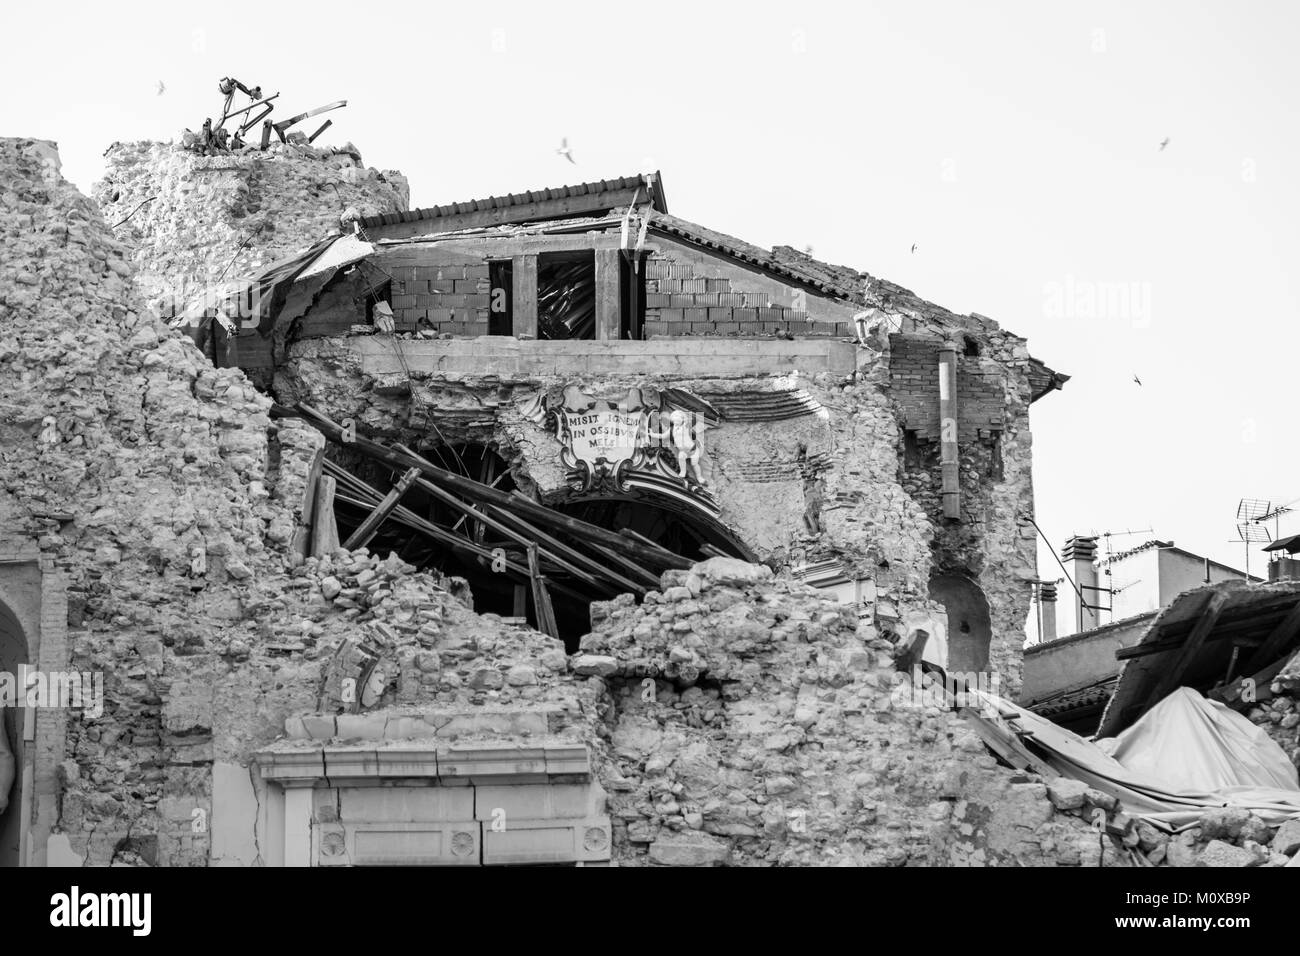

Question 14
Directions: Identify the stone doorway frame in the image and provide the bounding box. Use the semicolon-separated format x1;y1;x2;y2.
254;721;610;867
0;538;69;868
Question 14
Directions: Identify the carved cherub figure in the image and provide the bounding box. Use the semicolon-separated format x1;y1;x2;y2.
648;409;706;486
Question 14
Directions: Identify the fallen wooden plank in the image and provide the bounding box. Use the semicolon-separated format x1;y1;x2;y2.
311;474;340;558
959;707;1058;778
341;466;420;550
406;472;614;594
528;544;559;640
483;503;653;594
394;443;646;594
326;461;589;604
1145;590;1229;707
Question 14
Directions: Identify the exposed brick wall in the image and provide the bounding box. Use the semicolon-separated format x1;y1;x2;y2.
642;251;852;337
888;334;1005;442
386;249;491;336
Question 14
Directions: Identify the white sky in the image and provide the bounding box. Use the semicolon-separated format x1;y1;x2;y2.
5;1;1299;633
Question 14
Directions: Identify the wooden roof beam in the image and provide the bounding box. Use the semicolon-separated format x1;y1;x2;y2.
1144;590;1229;708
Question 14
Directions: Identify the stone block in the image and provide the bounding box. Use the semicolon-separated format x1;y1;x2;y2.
1196;839;1256;867
440;742;547;780
573;654;618;677
1271;817;1300;856
648;833;731;866
1045;778;1087;811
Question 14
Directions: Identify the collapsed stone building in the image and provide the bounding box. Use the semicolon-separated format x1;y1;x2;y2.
1;133;1295;868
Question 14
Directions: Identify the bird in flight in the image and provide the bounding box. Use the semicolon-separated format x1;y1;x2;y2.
910;243;918;254
156;80;166;96
1158;137;1170;151
1133;374;1143;386
556;137;576;164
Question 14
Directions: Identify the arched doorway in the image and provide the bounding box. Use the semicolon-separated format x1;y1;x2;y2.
929;572;992;675
0;598;26;868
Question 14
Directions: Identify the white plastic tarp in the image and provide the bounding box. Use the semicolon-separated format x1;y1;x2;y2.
972;687;1300;830
296;234;374;280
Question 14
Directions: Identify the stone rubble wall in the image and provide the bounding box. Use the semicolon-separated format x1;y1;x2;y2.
277;334;1031;687
0;137;556;865
574;557;1107;866
93;140;408;321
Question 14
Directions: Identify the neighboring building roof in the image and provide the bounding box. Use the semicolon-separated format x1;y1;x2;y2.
1023;609;1160;657
359;173;667;231
1029;680;1116;718
1099;539;1260;581
1264;533;1300;554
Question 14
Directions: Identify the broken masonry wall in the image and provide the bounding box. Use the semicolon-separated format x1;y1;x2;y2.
0;137;584;866
1;137;294;864
577;558;1106;866
273;238;1041;689
885;326;1040;694
272;341;937;600
274;329;1035;687
94;140;409;322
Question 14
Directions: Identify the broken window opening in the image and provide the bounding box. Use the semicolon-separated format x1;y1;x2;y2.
987;432;1005;482
620;252;643;340
488;260;513;336
963;336;980;357
903;428;928;470
537;252;596;340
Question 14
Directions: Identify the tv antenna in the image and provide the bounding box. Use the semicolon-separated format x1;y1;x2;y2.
1097;526;1154;561
1231;498;1276;580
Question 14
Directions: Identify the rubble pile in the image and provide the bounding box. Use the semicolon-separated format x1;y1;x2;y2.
1042;781;1298;867
299;547;579;716
94;140;409;319
575;557;1103;865
1248;648;1300;770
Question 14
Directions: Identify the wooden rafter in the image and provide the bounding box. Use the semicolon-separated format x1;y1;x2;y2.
1240;598;1300;674
341;467;420;550
1142;590;1229;711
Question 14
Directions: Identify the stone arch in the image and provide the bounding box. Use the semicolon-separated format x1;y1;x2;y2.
929;572;993;675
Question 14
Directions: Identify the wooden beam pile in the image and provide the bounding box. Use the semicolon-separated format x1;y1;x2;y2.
281;403;698;637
